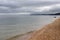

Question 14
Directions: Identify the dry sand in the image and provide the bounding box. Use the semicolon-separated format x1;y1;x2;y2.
7;18;60;40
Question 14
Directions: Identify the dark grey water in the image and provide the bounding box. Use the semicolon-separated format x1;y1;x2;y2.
0;15;59;40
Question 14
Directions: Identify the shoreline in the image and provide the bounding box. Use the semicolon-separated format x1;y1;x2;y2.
7;31;34;40
6;18;58;40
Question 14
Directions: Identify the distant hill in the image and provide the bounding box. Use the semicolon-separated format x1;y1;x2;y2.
30;13;60;15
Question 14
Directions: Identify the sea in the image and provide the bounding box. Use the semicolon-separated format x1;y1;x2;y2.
0;14;59;40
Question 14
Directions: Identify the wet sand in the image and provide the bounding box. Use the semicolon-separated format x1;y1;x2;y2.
7;31;34;40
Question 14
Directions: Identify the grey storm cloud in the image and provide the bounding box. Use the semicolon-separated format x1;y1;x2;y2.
0;0;60;14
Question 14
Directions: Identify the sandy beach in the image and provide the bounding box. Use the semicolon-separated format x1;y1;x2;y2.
29;18;60;40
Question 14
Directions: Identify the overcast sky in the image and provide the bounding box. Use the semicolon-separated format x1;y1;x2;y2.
0;0;60;14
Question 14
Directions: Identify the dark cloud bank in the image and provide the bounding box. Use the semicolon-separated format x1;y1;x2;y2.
0;0;60;14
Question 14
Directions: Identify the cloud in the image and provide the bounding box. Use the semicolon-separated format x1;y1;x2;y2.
30;4;60;14
0;0;60;14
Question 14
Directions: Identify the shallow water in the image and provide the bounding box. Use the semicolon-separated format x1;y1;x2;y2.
0;15;59;40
